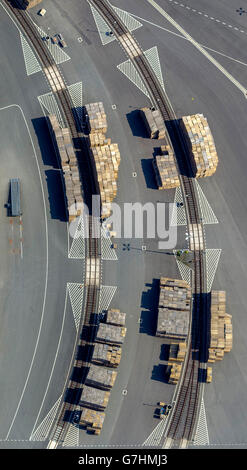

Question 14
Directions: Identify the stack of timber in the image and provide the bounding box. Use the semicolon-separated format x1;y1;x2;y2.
85;102;107;134
168;342;187;363
85;364;117;390
180;114;218;178
208;290;233;363
19;0;42;9
96;323;127;345
89;133;111;148
79;408;105;435
80;385;110;411
206;367;212;383
48;114;83;222
152;145;180;189
167;362;182;384
106;309;126;327
91;343;122;368
156;278;191;341
140;107;166;139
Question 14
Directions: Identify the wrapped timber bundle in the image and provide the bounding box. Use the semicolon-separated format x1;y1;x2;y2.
156;278;191;342
167;362;182;384
48;114;83;222
152;145;180;189
96;323;127;346
80;385;110;411
85;102;107;134
91;343;122;368
206;367;212;383
168;342;187;363
79;408;105;435
85;364;117;390
208;290;233;363
180;114;218;178
106;309;126;327
140;107;166;139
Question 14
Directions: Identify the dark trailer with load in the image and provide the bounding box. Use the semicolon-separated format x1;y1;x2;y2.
10;178;21;217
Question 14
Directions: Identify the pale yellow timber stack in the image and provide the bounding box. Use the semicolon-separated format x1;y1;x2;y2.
85;102;107;134
80;385;110;410
20;0;43;9
168;342;187;363
140;107;166;139
89;133;111;147
206;367;212;383
79;408;105;435
106;309;126;327
85;364;117;390
208;290;233;363
91;343;122;368
168;362;182;384
48;114;83;222
180;114;218;178
152;145;180;189
96;323;127;346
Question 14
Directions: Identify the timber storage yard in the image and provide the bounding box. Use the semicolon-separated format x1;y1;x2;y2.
1;0;247;451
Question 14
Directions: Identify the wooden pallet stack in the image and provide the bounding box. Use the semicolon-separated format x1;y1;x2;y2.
89;133;111;148
168;362;182;384
85;102;107;134
106;309;126;327
91;343;122;368
80;385;110;411
85;364;117;390
48;114;83;222
208;290;233;362
180;114;219;178
152;145;180;189
140;107;166;139
168;342;187;363
79;408;105;435
156;278;191;341
96;323;127;345
206;367;212;383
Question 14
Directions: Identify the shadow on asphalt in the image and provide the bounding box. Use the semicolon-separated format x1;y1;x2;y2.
141;158;157;189
139;279;159;336
126;109;148;138
151;364;170;383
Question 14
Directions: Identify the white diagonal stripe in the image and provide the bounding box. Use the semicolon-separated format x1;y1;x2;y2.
34;23;71;65
98;285;117;313
195;180;218;225
144;46;165;90
20;32;42;76
67;82;83;122
113;6;143;32
30;395;62;441
117;59;150;98
62;423;79;447
171;186;186;226
173;250;192;286
37;92;65;127
142;418;167;446
193;397;210;446
205;249;221;292
101;227;118;260
68;283;84;332
69;216;85;259
89;4;116;45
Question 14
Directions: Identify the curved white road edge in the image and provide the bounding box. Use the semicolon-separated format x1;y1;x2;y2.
0;104;49;441
146;0;247;96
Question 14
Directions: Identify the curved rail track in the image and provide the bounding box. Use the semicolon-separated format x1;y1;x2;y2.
89;0;208;446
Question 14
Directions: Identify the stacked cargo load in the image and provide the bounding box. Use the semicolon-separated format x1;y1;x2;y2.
79;408;105;435
167;362;182;384
106;309;126;327
152;145;180;189
48;114;83;222
180;114;218;178
140;107;166;139
208;291;233;363
168;342;187;363
95;323;127;345
80;385;110;411
91;343;122;368
156;278;191;341
85;364;117;390
85;102;107;134
19;0;43;9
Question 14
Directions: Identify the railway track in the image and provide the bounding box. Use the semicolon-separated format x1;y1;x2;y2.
89;0;208;446
3;0;101;446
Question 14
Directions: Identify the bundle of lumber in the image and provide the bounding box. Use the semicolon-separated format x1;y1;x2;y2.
106;309;126;327
79;408;105;435
85;364;117;390
180;114;218;178
168;362;182;384
140;107;166;139
48;114;83;222
96;323;127;345
168;342;187;363
80;385;110;410
89;133;111;148
152;145;180;189
85;102;107;134
208;290;233;363
91;343;122;368
206;367;212;383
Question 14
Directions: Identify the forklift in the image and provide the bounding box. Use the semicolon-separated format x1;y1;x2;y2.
158;402;172;419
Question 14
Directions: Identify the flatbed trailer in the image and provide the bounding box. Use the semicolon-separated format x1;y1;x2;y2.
10;178;21;217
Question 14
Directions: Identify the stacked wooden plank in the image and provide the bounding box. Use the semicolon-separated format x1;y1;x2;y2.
96;323;127;345
168;342;187;363
48;114;83;222
85;364;117;390
20;0;43;9
140;107;166;139
180;114;218;178
156;278;191;341
85;102;107;134
106;309;126;327
80;385;110;411
167;362;182;384
79;408;105;435
208;290;233;363
89;133;111;148
91;343;122;368
152;145;180;189
206;367;212;383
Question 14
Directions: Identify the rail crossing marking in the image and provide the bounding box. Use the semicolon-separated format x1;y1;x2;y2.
171;187;186;226
67;82;83;122
19;32;42;76
195;180;218;225
67;283;84;332
69;215;85;259
117;59;150;98
142;417;168;446
98;285;117;313
101;226;118;260
62;423;79;447
173;250;192;286
193;397;210;446
205;249;222;292
89;2;142;46
30;395;62;441
33;22;71;65
144;46;165;90
37;92;65;128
